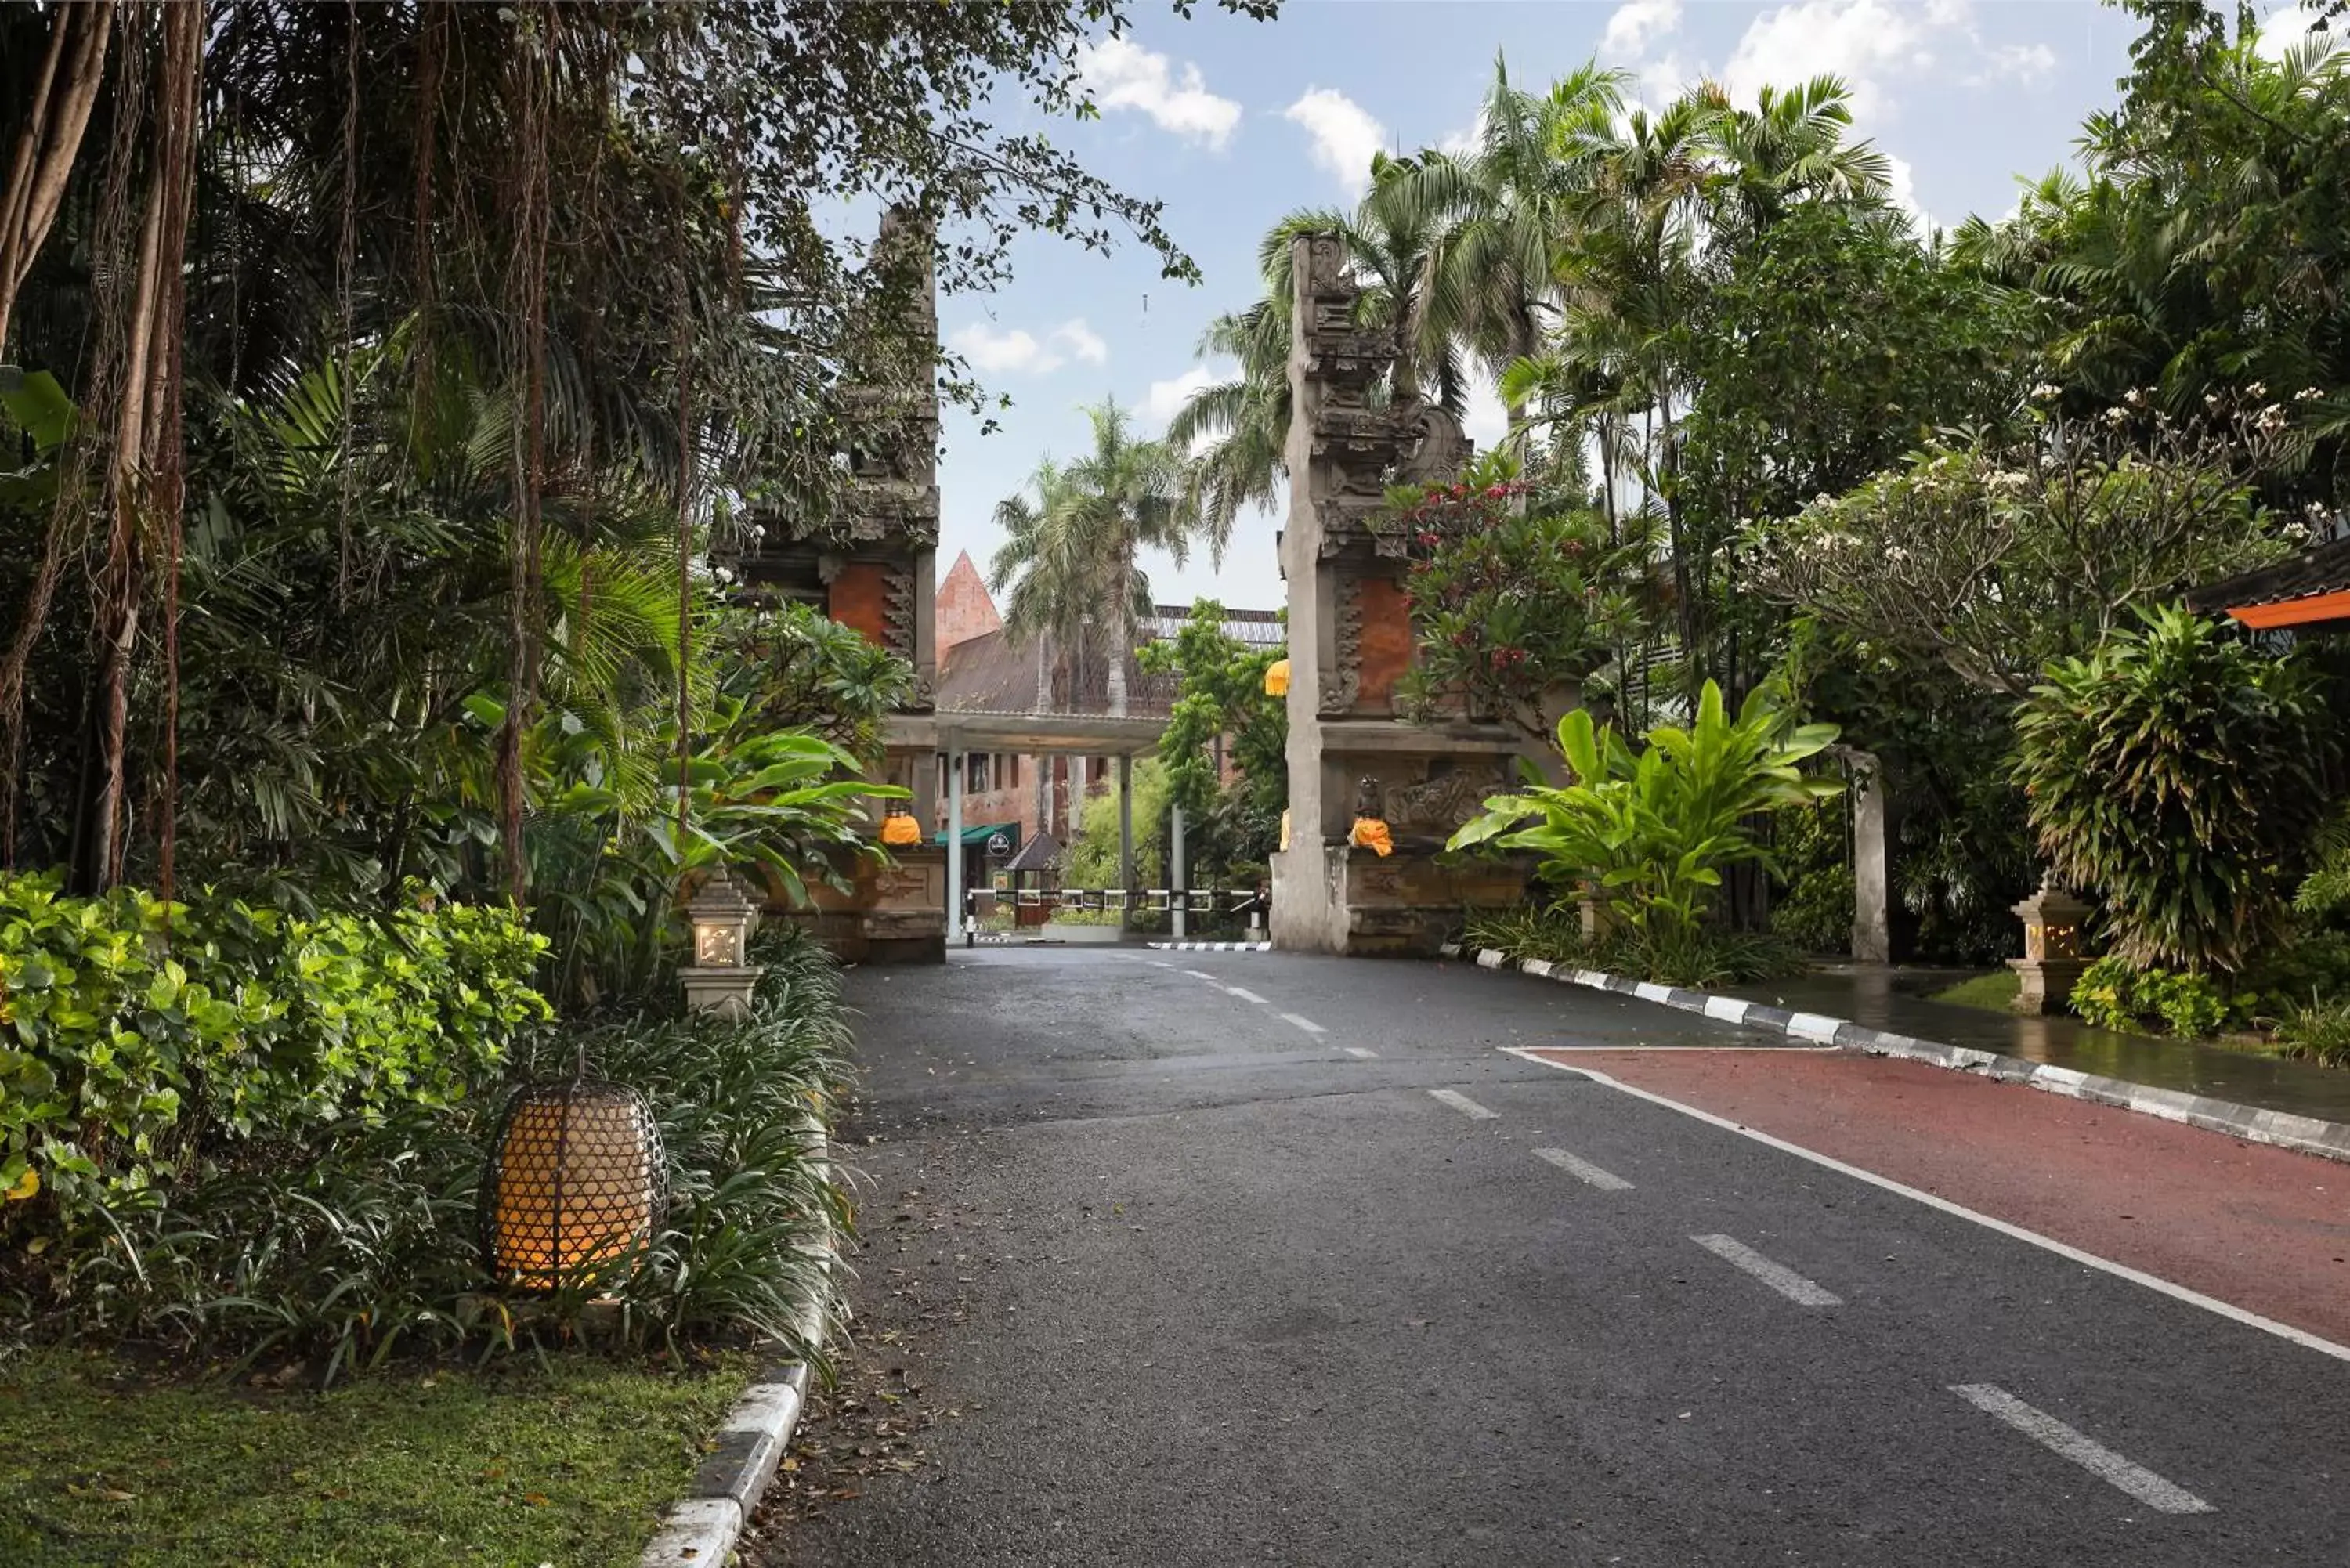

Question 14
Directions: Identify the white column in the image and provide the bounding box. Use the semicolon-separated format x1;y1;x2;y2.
1170;801;1188;940
946;742;966;947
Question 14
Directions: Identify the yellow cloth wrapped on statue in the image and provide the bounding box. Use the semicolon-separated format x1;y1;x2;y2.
880;813;924;847
1349;817;1394;858
1264;658;1291;698
1278;808;1291;852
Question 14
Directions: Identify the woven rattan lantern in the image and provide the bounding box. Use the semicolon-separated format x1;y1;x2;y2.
481;1050;664;1292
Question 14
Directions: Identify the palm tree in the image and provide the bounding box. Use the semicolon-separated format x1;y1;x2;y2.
988;399;1182;716
1165;150;1465;556
1407;56;1625;434
1166;299;1290;563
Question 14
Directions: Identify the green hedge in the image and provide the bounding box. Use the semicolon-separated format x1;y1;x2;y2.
0;874;549;1223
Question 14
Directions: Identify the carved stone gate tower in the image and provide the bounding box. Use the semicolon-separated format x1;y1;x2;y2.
733;208;945;962
1268;233;1545;954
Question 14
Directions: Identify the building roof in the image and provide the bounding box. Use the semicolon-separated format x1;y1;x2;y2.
1003;831;1063;874
2186;538;2350;611
1141;604;1285;649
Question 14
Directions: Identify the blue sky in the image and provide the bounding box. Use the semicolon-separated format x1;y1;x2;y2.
932;0;2323;617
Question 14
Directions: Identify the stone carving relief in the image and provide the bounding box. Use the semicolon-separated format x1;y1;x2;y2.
1318;577;1362;715
881;562;917;663
1383;763;1511;836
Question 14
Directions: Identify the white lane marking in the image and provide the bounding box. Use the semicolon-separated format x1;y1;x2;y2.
1343;1046;1378;1060
1227;986;1269;1005
1147;960;1175;969
1427;1089;1499;1121
1503;1051;2350;1366
1691;1234;1843;1306
1281;1013;1326;1036
1532;1147;1633;1190
1950;1384;2214;1515
1182;969;1217;981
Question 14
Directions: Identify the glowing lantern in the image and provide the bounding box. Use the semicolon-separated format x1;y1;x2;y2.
680;867;763;1017
481;1051;663;1292
1264;658;1290;698
2007;876;2093;1015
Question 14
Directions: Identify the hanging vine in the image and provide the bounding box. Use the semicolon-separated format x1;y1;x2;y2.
497;2;555;911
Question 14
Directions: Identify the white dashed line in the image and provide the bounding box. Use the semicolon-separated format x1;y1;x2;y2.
1427;1089;1499;1121
1950;1384;2213;1515
1147;960;1174;970
1182;969;1217;981
1512;1053;2350;1366
1690;1234;1842;1306
1227;987;1269;1005
1532;1147;1633;1190
1281;1013;1325;1035
1342;1046;1378;1060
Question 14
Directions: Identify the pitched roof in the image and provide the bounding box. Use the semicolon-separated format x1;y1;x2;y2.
2186;537;2350;615
1003;830;1062;873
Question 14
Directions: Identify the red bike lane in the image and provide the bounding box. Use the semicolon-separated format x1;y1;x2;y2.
1523;1046;2350;1347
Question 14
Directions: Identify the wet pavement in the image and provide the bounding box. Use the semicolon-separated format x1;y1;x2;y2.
1731;965;2350;1126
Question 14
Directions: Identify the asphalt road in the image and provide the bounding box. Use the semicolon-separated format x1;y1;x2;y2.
760;947;2350;1567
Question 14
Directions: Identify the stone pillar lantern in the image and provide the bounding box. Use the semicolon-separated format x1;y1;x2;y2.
2007;877;2092;1014
680;869;764;1020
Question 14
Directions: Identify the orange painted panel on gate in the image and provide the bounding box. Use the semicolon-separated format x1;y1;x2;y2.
1356;576;1415;710
829;562;891;647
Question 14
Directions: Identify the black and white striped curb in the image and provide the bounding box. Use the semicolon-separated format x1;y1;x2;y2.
1147;940;1273;952
638;1121;839;1567
1439;943;2350;1167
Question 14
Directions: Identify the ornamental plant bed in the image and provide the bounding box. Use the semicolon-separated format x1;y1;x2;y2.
0;1344;750;1567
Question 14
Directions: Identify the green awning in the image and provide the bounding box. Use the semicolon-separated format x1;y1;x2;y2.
934;822;1020;849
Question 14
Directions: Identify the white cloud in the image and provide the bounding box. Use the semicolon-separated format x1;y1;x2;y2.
2255;3;2344;60
1076;36;1241;148
949;318;1110;377
1141;364;1217;427
1883;151;1935;237
1976;42;2057;85
1283;87;1386;195
1723;0;1961;121
1462;378;1509;452
1054;319;1109;367
1602;0;1683;60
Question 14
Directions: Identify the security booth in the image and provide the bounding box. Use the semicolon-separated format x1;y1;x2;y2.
935;822;1018;922
1003;831;1064;927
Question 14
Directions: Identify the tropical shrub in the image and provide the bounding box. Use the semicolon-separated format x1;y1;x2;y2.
0;874;548;1224
1451;681;1842;966
2070;956;2245;1037
2014;605;2337;973
1386;451;1650;739
5;923;851;1378
1768;802;1853;955
2272;995;2350;1068
1459;902;1805;988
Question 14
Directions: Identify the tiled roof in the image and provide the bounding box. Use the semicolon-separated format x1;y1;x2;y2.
2186;537;2350;613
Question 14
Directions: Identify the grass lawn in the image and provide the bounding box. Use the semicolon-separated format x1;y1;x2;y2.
1931;970;2020;1012
0;1346;750;1567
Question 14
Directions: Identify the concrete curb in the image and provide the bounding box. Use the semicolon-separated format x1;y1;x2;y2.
1147;940;1272;952
638;1118;840;1567
1439;943;2350;1167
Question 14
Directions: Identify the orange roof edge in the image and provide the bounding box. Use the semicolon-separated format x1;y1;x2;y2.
2228;589;2350;629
